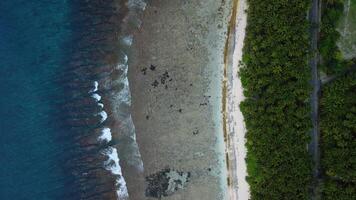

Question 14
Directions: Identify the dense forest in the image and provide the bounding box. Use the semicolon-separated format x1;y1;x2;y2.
320;73;356;199
240;0;313;199
319;0;356;199
319;0;355;75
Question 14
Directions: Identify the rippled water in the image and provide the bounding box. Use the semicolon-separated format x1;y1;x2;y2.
0;0;145;199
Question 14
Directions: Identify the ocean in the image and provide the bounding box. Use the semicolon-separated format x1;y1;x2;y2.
0;0;145;199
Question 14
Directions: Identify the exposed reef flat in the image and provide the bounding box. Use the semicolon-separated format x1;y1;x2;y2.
128;0;233;199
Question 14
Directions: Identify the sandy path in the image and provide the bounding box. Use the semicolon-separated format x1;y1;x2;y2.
226;0;250;199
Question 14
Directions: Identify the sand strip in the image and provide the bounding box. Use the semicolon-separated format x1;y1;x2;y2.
226;0;250;199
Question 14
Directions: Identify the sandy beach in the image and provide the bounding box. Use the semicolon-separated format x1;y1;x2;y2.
127;0;234;199
225;0;250;199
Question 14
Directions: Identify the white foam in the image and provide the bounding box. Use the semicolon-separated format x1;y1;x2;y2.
103;147;123;175
98;103;104;108
98;128;112;142
128;0;147;10
91;93;101;102
89;81;99;93
91;81;99;92
116;179;129;199
124;54;128;64
98;110;107;123
122;35;133;46
102;147;129;198
116;63;128;74
117;80;131;105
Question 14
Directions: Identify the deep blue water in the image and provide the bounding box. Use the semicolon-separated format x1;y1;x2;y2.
0;0;145;199
0;1;73;199
0;0;122;199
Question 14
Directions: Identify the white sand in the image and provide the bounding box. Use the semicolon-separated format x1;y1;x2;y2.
226;0;250;199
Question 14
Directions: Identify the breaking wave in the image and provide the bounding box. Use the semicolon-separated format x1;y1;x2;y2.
56;0;147;199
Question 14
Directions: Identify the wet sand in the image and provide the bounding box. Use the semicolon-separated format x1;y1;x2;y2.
127;0;233;199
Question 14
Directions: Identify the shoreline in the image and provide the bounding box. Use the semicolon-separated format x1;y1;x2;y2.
225;0;250;199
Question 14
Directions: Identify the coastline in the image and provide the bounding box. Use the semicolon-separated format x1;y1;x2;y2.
225;0;250;199
128;0;233;199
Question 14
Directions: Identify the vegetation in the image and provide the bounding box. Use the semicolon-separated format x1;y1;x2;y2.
240;0;312;199
320;73;356;199
320;0;355;75
319;1;356;199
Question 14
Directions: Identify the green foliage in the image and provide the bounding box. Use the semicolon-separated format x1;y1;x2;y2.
320;73;356;198
319;0;355;74
319;1;356;199
240;0;313;199
322;178;356;200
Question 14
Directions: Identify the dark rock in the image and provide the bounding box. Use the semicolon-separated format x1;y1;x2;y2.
152;80;159;88
145;168;190;198
150;64;156;71
141;67;147;75
160;71;170;84
193;130;199;135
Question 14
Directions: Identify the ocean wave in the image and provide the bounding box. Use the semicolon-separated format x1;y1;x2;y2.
116;179;129;199
55;0;148;198
98;128;112;143
88;81;98;93
98;110;107;123
102;146;129;199
91;93;101;102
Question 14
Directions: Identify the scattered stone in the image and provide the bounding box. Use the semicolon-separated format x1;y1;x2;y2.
146;115;149;120
152;80;159;88
207;168;212;171
200;95;211;106
190;83;193;86
160;71;170;84
141;67;148;75
150;64;156;71
193;129;199;135
170;105;173;108
165;85;168;89
178;109;182;113
145;168;191;198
